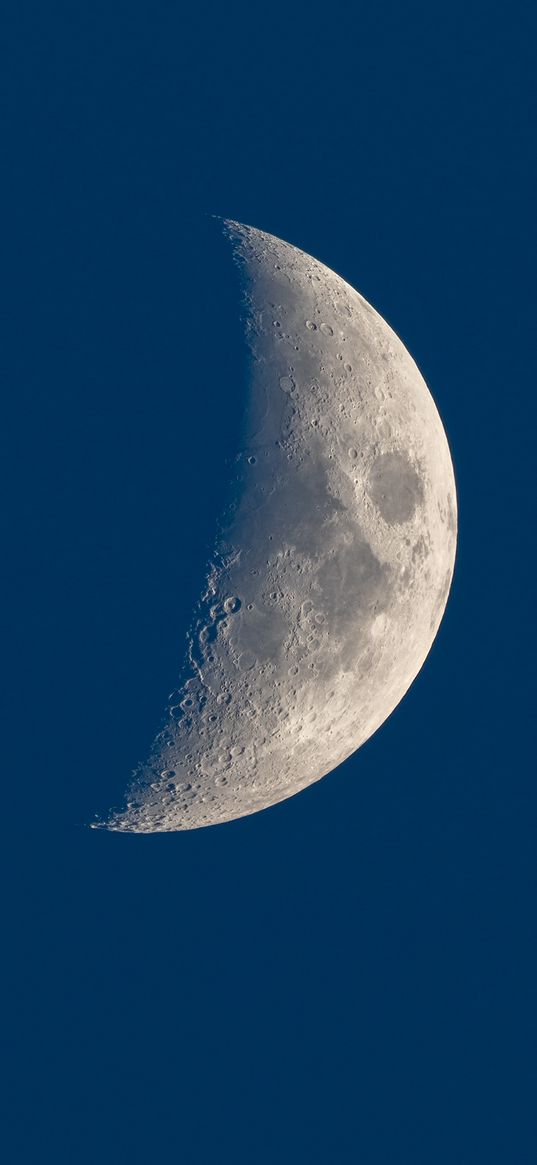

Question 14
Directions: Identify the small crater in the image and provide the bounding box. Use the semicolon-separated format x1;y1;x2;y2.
279;376;294;393
305;320;317;330
320;322;334;336
224;595;242;614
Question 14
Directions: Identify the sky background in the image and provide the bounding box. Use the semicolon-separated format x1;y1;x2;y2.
3;2;536;1162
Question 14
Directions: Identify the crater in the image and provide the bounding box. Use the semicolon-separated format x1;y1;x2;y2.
224;595;242;614
238;650;256;671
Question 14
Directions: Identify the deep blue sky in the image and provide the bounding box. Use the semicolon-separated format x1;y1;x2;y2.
3;3;536;1162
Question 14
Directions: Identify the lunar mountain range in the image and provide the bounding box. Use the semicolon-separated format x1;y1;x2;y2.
94;220;457;833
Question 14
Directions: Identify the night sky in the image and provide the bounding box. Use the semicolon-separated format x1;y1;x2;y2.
3;3;536;1162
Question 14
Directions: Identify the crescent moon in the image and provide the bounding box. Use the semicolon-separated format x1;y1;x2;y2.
95;221;457;833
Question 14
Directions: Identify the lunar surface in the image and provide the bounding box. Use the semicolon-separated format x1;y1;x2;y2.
95;221;457;833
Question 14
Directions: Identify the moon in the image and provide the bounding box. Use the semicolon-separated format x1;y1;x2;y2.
95;220;457;833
